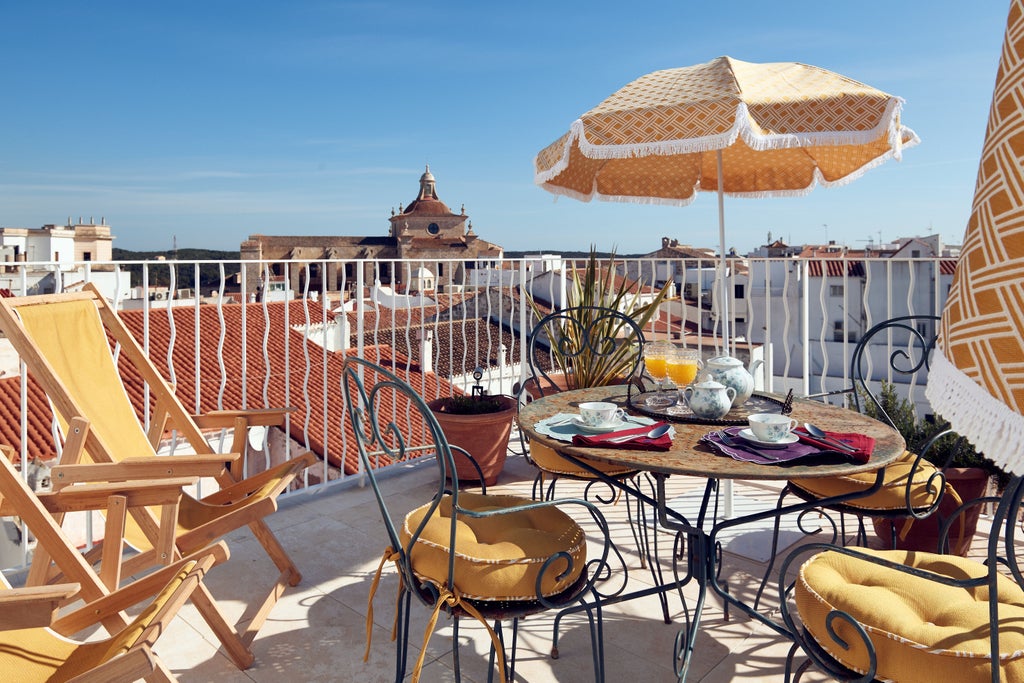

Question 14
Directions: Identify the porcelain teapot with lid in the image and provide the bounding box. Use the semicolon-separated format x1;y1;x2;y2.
702;355;763;407
681;380;736;420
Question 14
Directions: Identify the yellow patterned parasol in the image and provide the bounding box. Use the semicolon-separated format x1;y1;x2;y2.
535;56;919;353
927;0;1024;474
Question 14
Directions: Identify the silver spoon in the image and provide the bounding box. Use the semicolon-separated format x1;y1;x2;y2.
803;423;857;452
606;423;672;443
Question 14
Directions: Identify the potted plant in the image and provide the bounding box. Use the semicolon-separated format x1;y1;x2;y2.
525;247;672;392
429;376;517;487
864;381;1006;555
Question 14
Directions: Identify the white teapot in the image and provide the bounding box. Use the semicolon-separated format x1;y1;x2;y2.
702;355;763;407
682;380;736;420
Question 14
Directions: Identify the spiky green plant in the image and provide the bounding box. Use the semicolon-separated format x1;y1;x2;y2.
527;248;672;389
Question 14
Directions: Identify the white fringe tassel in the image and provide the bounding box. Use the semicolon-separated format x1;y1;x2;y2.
926;350;1024;476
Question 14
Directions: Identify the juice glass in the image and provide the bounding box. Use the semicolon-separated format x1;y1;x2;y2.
667;348;702;388
643;340;676;406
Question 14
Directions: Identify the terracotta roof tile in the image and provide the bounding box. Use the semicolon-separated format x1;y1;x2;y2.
806;260;866;277
117;301;456;475
0;375;57;464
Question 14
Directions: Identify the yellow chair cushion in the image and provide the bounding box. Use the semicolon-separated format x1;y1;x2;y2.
789;450;942;511
795;548;1024;682
530;441;636;478
401;491;587;602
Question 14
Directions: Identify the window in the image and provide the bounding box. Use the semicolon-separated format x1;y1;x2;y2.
83;251;92;261
427;222;440;235
833;321;844;342
733;283;744;299
829;285;843;297
911;249;921;258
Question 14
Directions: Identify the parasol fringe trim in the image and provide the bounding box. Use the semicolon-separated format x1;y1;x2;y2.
926;350;1024;476
561;98;916;159
537;144;913;204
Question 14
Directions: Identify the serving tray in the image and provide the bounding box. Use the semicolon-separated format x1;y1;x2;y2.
627;391;788;426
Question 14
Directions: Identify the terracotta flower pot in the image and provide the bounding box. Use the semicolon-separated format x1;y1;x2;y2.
429;396;517;487
872;467;991;556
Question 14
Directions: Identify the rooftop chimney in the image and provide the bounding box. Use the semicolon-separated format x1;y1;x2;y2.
419;329;434;374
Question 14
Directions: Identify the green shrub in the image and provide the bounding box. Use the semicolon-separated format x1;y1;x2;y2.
857;381;1007;485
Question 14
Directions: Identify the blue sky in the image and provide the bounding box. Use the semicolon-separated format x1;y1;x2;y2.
0;1;1011;254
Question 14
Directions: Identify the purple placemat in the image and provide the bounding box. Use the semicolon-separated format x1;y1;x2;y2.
702;427;832;465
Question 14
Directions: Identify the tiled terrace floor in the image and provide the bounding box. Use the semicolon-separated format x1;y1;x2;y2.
85;450;1000;682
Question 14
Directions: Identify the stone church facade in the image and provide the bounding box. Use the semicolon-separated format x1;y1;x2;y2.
240;167;503;298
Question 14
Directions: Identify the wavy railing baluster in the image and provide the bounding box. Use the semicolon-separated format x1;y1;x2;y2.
781;260;793;381
260;266;273;459
817;259;830;396
299;263;314;466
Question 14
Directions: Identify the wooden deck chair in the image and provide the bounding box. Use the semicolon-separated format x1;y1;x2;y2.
0;550;220;682
0;444;233;674
0;285;317;668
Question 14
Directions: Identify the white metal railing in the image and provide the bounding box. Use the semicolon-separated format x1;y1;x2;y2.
0;254;954;567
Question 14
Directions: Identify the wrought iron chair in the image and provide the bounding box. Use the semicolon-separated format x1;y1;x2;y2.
342;356;612;682
778;471;1022;682
754;315;972;608
514;306;673;619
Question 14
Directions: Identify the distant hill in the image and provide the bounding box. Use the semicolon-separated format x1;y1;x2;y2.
503;250;646;259
112;247;238;261
112;247;241;290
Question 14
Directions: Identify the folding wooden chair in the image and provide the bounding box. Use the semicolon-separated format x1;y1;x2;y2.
0;443;231;681
0;285;317;668
0;552;220;682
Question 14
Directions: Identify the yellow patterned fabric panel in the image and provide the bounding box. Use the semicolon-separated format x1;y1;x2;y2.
789;450;942;511
929;0;1024;476
580;59;891;144
796;548;1024;682
402;491;586;602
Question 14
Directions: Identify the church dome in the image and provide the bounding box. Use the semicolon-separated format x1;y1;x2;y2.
399;164;455;217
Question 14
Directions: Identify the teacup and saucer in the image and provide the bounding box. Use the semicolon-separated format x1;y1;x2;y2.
739;413;799;448
574;401;627;432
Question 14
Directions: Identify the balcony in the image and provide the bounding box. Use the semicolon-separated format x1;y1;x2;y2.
0;254;971;680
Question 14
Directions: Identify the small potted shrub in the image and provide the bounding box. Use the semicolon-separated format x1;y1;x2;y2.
429;373;516;487
864;382;1006;555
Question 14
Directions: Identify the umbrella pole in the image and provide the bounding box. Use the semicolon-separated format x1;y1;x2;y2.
716;150;735;518
717;150;729;357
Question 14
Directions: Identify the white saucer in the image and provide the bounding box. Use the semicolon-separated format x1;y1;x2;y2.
573;417;626;433
738;428;799;449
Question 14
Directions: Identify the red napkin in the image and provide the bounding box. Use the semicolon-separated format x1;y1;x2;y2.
572;422;672;451
792;428;874;463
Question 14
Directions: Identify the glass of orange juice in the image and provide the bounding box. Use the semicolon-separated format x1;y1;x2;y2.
666;347;703;389
643;341;676;406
